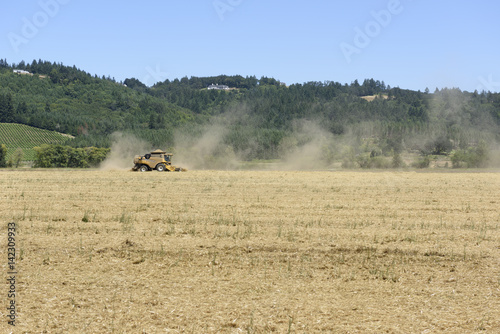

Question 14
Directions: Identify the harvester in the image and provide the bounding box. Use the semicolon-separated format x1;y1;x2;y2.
132;149;186;172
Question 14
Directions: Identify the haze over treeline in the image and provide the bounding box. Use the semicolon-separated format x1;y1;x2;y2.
1;59;500;169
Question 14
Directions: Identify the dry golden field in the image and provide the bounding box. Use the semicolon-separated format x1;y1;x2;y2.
1;169;500;333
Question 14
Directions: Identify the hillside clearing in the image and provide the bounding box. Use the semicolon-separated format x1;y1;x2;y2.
360;94;389;102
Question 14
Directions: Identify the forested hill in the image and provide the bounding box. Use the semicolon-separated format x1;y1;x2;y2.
0;59;195;147
1;59;500;166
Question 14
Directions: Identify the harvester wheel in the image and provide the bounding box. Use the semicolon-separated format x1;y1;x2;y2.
156;163;166;172
139;165;148;172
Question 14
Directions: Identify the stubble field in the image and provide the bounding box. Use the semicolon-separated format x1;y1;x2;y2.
1;169;500;333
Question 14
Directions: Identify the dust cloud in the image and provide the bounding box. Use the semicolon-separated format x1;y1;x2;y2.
172;112;340;171
100;132;150;170
100;94;500;171
173;122;239;170
276;120;335;170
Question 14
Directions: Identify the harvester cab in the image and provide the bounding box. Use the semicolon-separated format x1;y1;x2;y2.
132;149;186;172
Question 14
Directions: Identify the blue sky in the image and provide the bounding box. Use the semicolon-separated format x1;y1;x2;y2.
1;0;499;92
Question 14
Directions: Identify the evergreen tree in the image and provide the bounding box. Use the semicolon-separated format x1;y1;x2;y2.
149;114;156;129
0;93;15;123
0;144;6;167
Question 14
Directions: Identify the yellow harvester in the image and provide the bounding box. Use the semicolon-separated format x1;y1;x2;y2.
132;149;186;172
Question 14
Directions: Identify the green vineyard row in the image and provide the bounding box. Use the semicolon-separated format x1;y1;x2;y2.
0;123;73;161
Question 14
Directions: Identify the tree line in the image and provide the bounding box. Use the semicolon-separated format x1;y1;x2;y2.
33;145;109;168
1;59;500;168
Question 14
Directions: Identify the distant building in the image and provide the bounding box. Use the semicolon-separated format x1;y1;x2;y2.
208;83;229;90
13;69;32;75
